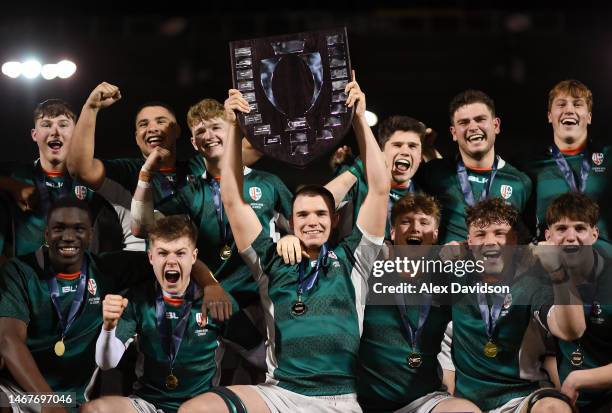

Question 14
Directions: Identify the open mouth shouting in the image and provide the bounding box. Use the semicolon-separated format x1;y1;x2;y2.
47;140;64;152
482;249;502;260
561;245;580;254
164;269;181;285
393;158;411;174
405;235;423;245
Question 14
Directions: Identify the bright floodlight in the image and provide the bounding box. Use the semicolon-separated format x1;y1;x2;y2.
2;61;22;78
41;64;58;80
57;60;76;78
22;59;42;79
365;110;378;127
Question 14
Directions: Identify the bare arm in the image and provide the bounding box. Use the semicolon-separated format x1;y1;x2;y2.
0;318;55;393
67;82;121;190
562;363;612;405
324;170;358;209
347;74;390;238
219;90;262;252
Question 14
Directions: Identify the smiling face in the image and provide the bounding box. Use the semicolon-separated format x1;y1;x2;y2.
392;211;438;246
148;235;198;296
46;207;92;274
548;93;592;149
190;117;229;162
135;106;180;158
382;131;422;186
468;221;517;276
450;102;499;162
291;194;337;256
31;115;75;168
545;218;598;269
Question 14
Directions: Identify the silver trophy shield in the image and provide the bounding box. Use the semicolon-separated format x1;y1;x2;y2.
230;28;353;167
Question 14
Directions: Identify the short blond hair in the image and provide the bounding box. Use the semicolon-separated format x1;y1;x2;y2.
548;79;593;112
186;99;226;129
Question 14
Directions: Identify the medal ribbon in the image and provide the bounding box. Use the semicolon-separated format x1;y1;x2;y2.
456;156;499;207
550;144;591;193
34;160;72;217
477;291;505;341
46;256;89;341
394;289;431;351
205;175;232;248
297;243;328;296
155;282;195;370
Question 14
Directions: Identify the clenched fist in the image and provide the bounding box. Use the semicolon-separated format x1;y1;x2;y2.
102;294;128;331
86;82;122;111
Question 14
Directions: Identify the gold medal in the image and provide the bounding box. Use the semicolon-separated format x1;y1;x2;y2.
291;301;307;316
570;350;583;367
483;341;498;358
407;352;422;368
54;339;65;357
166;373;179;390
220;245;232;261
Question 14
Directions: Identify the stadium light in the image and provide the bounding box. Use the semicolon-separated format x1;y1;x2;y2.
1;61;22;78
1;59;76;80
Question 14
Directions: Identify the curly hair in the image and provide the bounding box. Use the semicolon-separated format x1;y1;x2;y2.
466;198;518;230
186;98;226;129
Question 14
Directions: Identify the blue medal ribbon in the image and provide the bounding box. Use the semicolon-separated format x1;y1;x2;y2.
456;156;499;207
297;243;328;297
550;144;591;193
204;175;232;247
155;282;195;371
394;287;431;352
46;256;89;341
476;291;505;341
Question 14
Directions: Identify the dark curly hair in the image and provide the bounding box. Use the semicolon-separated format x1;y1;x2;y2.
466;198;518;230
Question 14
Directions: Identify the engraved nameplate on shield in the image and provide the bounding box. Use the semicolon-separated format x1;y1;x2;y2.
230;28;353;167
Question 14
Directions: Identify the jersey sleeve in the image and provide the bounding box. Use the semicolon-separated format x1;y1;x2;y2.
338;224;384;288
115;298;138;343
239;228;283;284
0;260;32;323
102;158;141;193
155;182;193;216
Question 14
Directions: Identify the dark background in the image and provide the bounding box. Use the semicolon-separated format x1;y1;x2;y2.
1;4;611;187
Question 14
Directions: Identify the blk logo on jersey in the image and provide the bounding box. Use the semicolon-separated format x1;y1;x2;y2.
249;186;262;201
592;152;604;166
166;312;179;320
500;185;513;199
88;279;97;296
74;185;88;201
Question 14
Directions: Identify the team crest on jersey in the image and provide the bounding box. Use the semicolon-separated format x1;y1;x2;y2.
249;187;262;201
87;279;97;296
74;185;88;200
503;293;512;309
196;312;206;327
592;152;604;166
500;185;513;200
327;251;338;260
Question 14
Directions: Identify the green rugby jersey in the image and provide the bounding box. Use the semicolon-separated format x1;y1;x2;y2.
452;265;552;411
356;273;451;412
115;281;223;413
523;145;612;257
555;253;612;408
0;250;151;404
186;154;206;178
9;162;95;256
339;159;416;240
156;167;292;308
240;226;383;396
416;157;532;244
0;194;9;255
